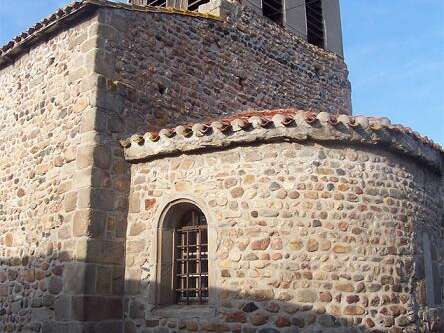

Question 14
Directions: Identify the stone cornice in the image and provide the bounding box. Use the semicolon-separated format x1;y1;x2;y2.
120;109;443;174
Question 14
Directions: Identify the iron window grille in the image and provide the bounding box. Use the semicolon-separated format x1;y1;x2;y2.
174;209;208;304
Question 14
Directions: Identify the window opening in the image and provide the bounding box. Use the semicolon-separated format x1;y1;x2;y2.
305;0;324;48
262;0;283;25
175;209;208;304
188;0;210;11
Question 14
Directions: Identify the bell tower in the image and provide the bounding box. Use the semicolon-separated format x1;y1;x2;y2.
257;0;344;56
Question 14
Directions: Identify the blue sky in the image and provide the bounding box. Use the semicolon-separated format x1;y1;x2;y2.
1;0;443;144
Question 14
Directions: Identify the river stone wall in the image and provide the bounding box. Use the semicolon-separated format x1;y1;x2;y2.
0;14;100;332
98;4;351;133
125;139;443;333
0;2;441;333
0;10;127;332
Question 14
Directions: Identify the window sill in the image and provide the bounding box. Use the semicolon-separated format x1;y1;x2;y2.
152;304;216;318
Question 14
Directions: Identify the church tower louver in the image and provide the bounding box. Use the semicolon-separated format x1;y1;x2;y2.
0;1;442;332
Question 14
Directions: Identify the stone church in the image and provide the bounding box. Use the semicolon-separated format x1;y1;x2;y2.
0;0;442;332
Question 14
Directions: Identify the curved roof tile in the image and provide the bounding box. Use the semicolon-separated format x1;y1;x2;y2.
121;109;444;174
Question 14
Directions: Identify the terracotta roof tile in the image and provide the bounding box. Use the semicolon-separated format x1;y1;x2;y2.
0;1;90;66
121;109;443;174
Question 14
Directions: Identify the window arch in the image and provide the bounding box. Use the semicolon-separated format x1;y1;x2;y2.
156;200;209;306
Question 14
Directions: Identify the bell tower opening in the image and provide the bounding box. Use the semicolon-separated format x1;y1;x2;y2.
262;0;283;25
305;0;325;48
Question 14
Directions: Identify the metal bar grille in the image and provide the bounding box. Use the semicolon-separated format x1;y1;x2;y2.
175;211;208;304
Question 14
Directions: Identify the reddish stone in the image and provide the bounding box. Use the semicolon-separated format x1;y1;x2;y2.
338;222;348;231
346;294;360;304
144;198;156;210
275;316;291;327
225;311;247;323
364;318;375;328
319;291;332;302
250;237;270;250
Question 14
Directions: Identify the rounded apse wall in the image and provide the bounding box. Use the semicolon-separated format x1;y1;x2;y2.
124;137;443;333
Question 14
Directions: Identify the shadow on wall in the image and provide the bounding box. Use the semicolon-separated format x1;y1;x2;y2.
123;283;419;333
0;252;442;332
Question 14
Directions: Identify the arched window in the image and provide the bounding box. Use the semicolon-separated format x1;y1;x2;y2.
156;200;209;306
175;209;208;304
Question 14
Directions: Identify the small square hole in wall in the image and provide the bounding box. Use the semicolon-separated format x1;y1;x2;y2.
238;76;245;89
158;83;167;95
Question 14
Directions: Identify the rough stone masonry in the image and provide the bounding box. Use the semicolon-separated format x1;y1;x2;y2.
0;1;442;333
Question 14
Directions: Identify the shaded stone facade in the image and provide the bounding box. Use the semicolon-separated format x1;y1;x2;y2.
0;1;442;333
100;3;352;133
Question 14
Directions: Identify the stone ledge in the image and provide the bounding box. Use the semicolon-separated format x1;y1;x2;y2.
120;109;443;174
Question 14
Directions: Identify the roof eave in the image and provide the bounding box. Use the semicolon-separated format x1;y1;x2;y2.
0;1;98;70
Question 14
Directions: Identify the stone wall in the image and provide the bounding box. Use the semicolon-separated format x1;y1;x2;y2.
100;4;351;133
0;10;127;332
125;140;443;332
0;2;441;333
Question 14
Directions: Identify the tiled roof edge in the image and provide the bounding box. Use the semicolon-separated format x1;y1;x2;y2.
0;1;92;69
0;0;221;69
120;109;444;174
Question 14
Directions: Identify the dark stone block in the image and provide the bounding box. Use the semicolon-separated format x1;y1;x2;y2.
241;302;258;313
